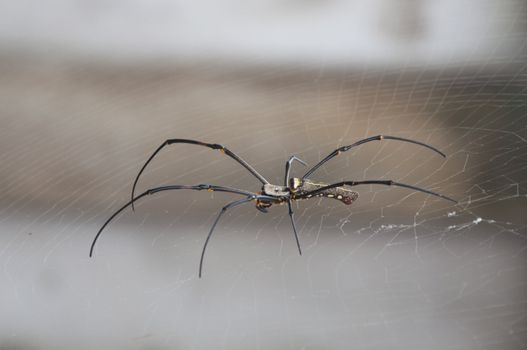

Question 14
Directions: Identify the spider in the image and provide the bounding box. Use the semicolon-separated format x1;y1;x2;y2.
90;135;456;277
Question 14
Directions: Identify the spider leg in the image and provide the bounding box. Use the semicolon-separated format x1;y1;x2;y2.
199;194;277;277
296;180;457;203
131;139;270;210
287;199;302;255
284;156;307;187
89;184;258;258
302;135;446;180
199;196;254;278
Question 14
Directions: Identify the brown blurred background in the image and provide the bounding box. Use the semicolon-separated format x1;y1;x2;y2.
1;1;527;349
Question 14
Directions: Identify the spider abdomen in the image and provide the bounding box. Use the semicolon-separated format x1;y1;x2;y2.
293;179;359;205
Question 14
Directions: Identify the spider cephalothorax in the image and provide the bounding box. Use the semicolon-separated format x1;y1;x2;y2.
90;135;456;277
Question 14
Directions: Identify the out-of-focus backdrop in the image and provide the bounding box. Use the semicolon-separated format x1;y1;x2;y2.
1;1;527;349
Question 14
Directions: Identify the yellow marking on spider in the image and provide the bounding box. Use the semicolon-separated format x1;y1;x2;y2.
291;178;302;191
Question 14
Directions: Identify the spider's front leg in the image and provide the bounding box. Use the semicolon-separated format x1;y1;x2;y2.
89;184;258;258
131;139;270;210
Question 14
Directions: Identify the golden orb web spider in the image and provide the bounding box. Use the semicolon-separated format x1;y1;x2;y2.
89;135;457;277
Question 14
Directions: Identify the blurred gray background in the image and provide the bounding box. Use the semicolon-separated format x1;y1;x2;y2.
1;0;527;349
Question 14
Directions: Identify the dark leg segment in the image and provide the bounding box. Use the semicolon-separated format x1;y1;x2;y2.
296;180;457;203
90;184;257;257
284;156;307;187
302;135;446;180
131;139;270;210
287;199;302;255
199;197;254;278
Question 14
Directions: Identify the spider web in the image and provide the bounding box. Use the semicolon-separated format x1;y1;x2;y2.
1;4;527;350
